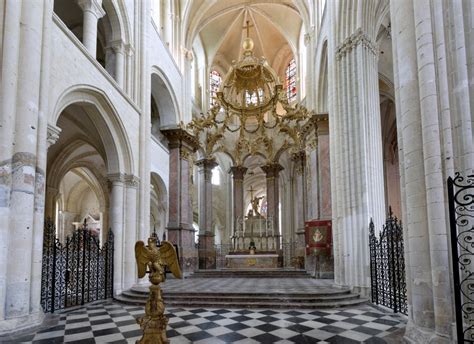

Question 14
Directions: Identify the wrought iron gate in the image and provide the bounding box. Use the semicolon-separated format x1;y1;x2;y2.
41;219;114;313
369;210;407;314
448;173;474;343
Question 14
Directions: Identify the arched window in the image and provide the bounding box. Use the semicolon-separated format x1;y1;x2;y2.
209;70;222;107
285;58;297;102
211;167;220;186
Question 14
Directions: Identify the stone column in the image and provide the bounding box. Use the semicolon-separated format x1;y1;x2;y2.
0;0;52;334
163;128;199;274
196;158;218;269
77;0;105;58
261;163;283;251
391;0;455;341
108;39;125;88
108;173;124;295
137;0;151;245
229;166;247;234
123;174;138;289
329;25;386;294
290;153;307;263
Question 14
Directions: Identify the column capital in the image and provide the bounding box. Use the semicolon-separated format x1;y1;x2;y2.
335;28;378;60
261;163;284;177
162;127;200;151
195;158;218;171
76;0;106;18
124;174;140;188
107;39;125;54
47;124;62;147
229;166;248;179
304;28;315;47
312;113;329;135
107;172;125;184
290;150;306;162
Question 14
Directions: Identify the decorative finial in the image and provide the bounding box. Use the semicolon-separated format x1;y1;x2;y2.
242;20;254;53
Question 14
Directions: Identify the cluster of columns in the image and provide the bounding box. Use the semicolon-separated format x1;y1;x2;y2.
162;128;199;273
328;25;386;294
389;0;471;341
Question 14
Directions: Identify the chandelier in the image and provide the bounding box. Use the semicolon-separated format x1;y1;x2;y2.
188;36;314;165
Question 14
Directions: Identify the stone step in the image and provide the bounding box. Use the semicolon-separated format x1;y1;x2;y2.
114;294;369;309
120;291;360;304
189;269;311;278
115;283;367;310
124;288;353;298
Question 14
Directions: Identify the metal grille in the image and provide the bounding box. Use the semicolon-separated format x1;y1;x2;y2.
448;173;474;343
40;219;114;313
369;210;407;314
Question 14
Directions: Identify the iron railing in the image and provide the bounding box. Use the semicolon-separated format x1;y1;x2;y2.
369;210;407;314
40;219;113;313
448;172;474;343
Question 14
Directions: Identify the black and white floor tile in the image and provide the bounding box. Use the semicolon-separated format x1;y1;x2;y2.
5;301;405;343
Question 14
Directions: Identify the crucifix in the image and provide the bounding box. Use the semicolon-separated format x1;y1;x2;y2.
248;185;264;217
247;185;256;200
242;20;254;38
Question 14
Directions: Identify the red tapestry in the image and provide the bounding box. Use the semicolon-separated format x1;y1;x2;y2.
305;220;332;256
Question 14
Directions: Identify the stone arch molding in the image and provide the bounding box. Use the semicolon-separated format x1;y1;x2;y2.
102;0;132;45
151;66;181;127
51;85;134;175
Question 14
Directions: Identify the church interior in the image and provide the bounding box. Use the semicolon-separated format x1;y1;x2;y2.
0;0;473;343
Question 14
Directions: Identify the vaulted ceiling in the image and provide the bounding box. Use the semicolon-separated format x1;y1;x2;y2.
186;1;304;73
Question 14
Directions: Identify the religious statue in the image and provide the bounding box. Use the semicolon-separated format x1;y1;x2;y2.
250;195;264;217
135;238;182;344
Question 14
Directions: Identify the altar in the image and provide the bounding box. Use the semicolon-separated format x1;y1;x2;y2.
225;254;279;269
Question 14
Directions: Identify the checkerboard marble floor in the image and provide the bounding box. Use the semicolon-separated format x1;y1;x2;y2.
5;301;406;343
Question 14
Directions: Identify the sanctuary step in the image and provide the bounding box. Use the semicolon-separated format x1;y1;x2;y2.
189;269;311;278
115;278;368;310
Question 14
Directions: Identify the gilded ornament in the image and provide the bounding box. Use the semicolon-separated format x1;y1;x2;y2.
134;238;182;344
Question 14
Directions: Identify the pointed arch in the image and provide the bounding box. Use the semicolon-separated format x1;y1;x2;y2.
51;85;134;175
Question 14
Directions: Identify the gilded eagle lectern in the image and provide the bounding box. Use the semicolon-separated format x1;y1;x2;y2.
135;238;182;344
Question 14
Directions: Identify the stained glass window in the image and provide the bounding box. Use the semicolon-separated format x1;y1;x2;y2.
285;58;297;103
209;70;222;107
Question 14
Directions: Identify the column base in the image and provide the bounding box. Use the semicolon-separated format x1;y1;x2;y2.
167;226;198;273
198;233;216;270
295;230;306;269
0;311;44;337
403;321;452;343
305;255;334;279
